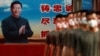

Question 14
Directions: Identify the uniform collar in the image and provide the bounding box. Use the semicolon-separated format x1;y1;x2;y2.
11;15;21;21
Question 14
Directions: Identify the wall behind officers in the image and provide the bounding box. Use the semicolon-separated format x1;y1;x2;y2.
1;1;33;43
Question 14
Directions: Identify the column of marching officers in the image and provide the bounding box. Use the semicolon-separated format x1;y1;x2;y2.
44;10;100;56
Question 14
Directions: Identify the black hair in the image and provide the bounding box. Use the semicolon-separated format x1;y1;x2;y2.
55;14;63;18
66;12;74;17
76;10;82;13
80;10;88;13
61;14;66;18
10;1;22;8
96;11;100;15
86;10;96;17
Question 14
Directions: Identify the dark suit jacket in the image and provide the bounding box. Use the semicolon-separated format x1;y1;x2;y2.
1;15;33;43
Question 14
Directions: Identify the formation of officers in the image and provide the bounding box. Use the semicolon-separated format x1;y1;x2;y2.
44;10;100;56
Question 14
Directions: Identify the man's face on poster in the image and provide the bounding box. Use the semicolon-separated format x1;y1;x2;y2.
11;4;22;17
